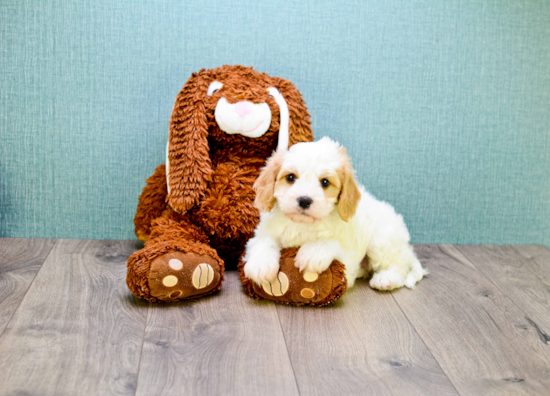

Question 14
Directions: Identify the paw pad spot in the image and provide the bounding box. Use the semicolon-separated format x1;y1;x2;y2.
162;275;178;287
300;288;315;299
169;259;183;270
169;290;182;298
303;271;318;282
262;272;289;297
192;263;215;289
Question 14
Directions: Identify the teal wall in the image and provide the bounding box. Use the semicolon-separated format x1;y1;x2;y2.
1;0;549;246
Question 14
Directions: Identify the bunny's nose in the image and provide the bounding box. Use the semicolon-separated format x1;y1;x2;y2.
234;101;254;118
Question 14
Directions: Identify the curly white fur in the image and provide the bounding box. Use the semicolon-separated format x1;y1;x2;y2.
243;137;428;291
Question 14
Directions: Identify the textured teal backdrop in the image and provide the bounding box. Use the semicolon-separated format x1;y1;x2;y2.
1;0;549;245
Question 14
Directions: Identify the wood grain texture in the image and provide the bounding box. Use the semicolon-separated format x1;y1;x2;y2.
393;245;550;396
2;240;550;396
135;272;300;396
276;282;458;396
0;238;55;335
0;239;149;396
456;245;550;336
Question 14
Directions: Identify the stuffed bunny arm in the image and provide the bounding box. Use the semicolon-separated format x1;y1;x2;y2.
134;164;168;242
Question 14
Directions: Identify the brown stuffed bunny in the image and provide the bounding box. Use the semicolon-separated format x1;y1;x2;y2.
127;65;315;303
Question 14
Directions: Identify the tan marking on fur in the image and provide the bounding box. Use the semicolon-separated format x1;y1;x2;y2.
336;147;361;222
274;178;291;197
277;168;299;183
272;168;298;199
320;173;341;201
254;151;285;212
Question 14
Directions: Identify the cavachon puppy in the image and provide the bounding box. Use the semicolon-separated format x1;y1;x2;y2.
243;137;428;291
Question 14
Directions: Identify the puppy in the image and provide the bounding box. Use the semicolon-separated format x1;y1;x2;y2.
243;137;427;291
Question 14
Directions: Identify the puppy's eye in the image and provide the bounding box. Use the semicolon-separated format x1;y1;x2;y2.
320;178;330;188
286;174;296;183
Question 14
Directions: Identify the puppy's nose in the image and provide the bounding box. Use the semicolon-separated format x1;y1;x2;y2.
297;196;313;209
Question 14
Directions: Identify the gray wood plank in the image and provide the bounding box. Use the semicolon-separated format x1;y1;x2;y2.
0;238;55;335
135;271;300;396
276;282;458;396
455;245;550;337
393;245;550;396
0;239;149;396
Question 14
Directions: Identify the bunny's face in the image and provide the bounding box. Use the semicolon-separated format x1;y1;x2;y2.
166;65;313;214
203;68;289;154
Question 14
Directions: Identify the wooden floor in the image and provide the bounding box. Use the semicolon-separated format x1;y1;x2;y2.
0;239;549;396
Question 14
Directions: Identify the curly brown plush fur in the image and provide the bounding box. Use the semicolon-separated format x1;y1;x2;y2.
134;164;168;242
127;65;314;302
238;248;348;307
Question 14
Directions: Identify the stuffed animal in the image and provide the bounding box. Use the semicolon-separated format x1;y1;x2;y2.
238;248;348;306
126;65;317;303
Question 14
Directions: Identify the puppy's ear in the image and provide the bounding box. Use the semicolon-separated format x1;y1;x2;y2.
254;152;285;212
337;148;361;222
167;69;214;213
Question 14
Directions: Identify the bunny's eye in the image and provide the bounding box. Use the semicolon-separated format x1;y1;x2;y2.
207;81;223;96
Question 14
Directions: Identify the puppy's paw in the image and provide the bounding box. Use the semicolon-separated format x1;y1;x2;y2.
404;258;428;289
370;269;406;291
244;252;280;286
295;240;339;274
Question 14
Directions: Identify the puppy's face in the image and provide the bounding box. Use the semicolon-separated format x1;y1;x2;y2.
254;138;361;223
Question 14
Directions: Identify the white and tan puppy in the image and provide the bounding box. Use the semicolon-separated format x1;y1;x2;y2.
243;137;427;291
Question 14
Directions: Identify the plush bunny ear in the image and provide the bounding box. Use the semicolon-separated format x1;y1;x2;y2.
270;78;314;148
166;70;213;213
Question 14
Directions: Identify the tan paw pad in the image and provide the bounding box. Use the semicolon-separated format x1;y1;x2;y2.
300;288;315;299
192;263;215;289
148;252;222;301
262;272;289;297
169;259;183;270
162;275;178;287
303;271;319;282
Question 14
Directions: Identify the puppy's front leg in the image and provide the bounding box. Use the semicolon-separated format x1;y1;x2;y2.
243;236;281;286
295;239;343;274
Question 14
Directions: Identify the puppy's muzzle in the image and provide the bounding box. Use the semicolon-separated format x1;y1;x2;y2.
297;196;313;209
